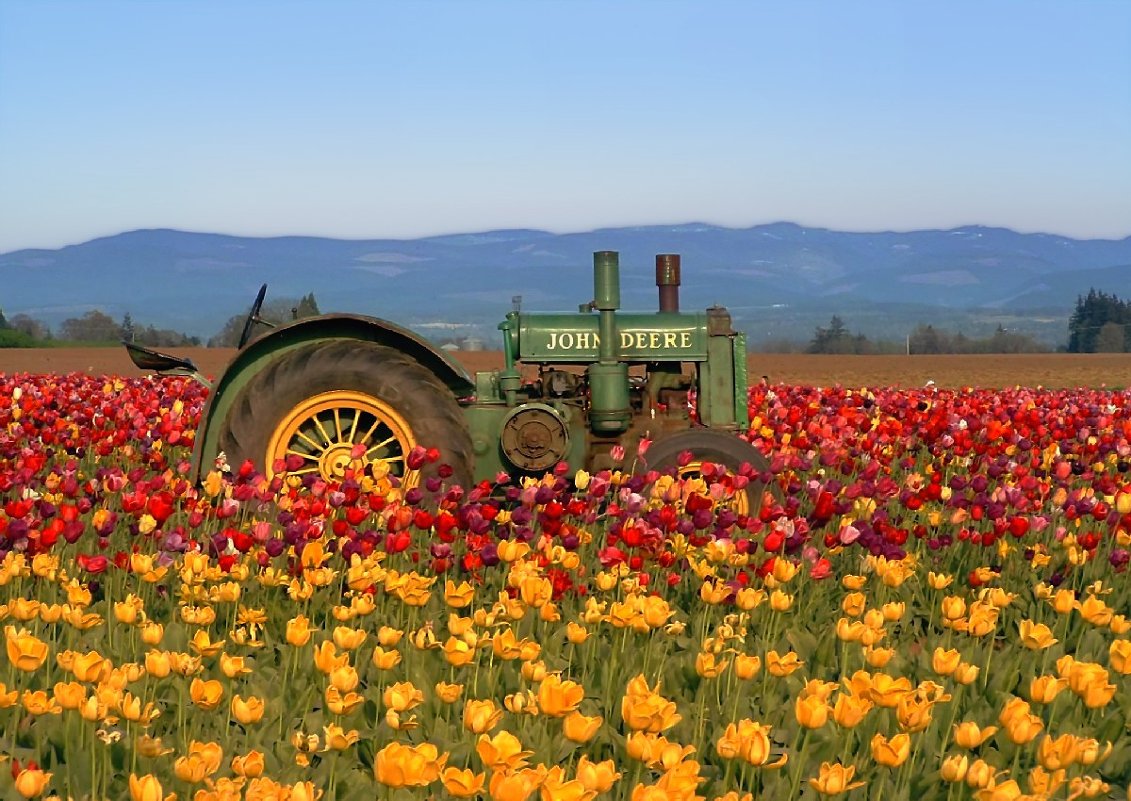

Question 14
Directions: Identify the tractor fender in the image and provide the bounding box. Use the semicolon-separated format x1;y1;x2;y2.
191;313;475;480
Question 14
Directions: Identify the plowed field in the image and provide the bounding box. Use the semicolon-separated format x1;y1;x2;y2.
2;348;1131;389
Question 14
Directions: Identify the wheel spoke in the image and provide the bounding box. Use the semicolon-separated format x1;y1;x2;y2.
332;408;344;444
294;429;323;452
365;434;398;457
313;414;334;446
286;449;319;463
357;416;382;448
345;409;360;444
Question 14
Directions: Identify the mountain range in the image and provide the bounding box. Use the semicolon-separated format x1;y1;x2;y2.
3;223;1130;347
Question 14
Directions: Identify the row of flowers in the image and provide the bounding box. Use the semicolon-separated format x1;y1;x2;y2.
0;372;1127;800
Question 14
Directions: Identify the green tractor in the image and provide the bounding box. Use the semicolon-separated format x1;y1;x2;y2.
126;251;771;512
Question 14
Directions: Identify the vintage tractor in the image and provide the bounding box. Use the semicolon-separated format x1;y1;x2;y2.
126;251;771;512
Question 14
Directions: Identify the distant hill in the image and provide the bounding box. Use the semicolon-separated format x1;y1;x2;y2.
2;224;1129;347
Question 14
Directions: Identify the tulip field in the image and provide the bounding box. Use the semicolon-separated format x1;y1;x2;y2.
0;370;1129;801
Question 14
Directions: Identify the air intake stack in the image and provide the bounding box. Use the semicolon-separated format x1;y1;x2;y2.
656;254;681;312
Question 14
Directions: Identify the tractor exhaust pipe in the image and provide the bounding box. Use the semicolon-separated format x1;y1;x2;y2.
656;254;681;312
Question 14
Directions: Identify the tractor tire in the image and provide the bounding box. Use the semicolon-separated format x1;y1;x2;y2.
639;428;776;516
216;340;473;490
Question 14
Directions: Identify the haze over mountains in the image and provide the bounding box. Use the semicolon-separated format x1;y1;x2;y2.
2;224;1130;347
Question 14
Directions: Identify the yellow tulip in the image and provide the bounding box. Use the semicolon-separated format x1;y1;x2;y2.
322;723;360;750
173;753;210;784
139;621;164;645
476;730;533;773
766;650;804;677
5;627;48;671
1037;734;1080;771
1003;711;1043;745
329;665;359;693
620;674;682;733
435;681;464;703
383;681;424;712
324;686;365;715
832;692;873;728
189;678;224;710
733;654;761;680
231;694;265;725
128;773;166;801
808;762;866;795
795;695;829;729
964;759;998;789
870;732;911;767
953;722;998;749
286;615;313;646
864;646;894;668
576;756;621;793
1076;595;1113;626
219;653;252;678
374;741;446;787
940;596;967;621
841;592;866;617
562;710;603;743
931;647;961;676
974;780;1027;801
70;650;106;682
928;572;953;589
442;767;486;798
13;767;52;798
869;673;912;708
312;640;348;673
442;636;477;667
1017;620;1058;650
488;768;540;801
939;754;968;782
463;699;505;733
952;662;980;685
144;650;172;679
52;681;86;710
566;622;590;644
332;626;367;650
372;646;403;670
189;629;225;657
1110;639;1131;674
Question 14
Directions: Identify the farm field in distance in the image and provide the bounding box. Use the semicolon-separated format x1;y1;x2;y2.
4;348;1131;389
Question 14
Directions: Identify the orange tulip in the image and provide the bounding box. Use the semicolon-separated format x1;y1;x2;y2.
189;678;224;711
442;767;486;798
5;627;48;672
538;674;585;717
562;711;603;743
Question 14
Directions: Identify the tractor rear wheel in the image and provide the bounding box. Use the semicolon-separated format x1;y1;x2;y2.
640;429;776;516
217;340;473;490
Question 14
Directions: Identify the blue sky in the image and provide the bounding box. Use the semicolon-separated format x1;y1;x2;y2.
1;0;1128;253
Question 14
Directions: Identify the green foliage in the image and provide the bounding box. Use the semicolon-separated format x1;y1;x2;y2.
58;310;123;343
0;328;39;347
209;291;323;347
907;324;1048;354
808;316;879;355
1068;288;1131;353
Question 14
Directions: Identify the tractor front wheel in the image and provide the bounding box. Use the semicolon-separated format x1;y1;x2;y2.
640;429;776;516
217;340;473;490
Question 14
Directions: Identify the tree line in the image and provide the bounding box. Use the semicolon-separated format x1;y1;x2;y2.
0;293;320;348
1067;289;1131;353
806;316;1048;355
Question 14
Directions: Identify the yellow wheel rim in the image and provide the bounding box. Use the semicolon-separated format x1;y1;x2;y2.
266;390;419;486
679;461;751;517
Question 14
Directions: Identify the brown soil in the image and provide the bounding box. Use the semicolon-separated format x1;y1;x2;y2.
2;348;1131;390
